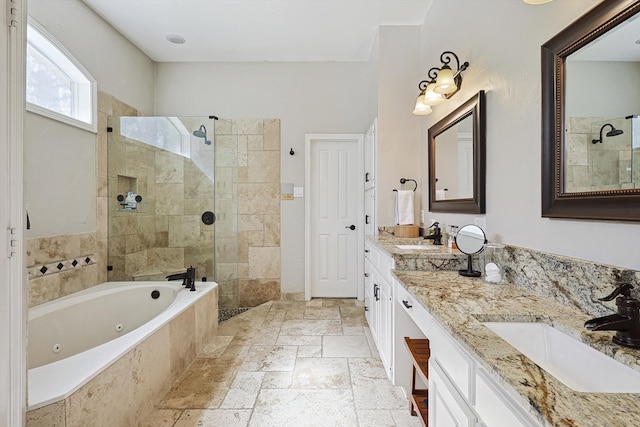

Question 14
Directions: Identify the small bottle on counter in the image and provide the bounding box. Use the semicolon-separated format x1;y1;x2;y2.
448;225;458;250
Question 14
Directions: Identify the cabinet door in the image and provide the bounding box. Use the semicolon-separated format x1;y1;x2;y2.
430;360;477;427
364;118;377;191
364;259;372;324
378;278;393;377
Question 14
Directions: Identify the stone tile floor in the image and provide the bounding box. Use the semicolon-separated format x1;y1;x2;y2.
141;299;422;427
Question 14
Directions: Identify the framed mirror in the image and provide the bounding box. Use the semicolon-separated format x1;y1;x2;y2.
428;90;486;213
542;0;640;221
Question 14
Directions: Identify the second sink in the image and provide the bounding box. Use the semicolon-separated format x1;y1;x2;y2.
483;321;640;393
394;245;437;250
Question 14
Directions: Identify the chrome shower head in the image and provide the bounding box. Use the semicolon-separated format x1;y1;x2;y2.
592;123;624;144
193;125;211;145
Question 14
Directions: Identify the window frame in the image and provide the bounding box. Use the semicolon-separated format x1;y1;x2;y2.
26;17;97;133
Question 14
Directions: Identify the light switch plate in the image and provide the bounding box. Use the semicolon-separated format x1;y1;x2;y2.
294;187;304;198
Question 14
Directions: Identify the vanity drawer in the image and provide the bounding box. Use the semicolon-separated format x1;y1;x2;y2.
396;284;431;336
430;322;475;402
475;367;539;427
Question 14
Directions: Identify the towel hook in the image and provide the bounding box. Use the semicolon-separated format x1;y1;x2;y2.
400;178;417;192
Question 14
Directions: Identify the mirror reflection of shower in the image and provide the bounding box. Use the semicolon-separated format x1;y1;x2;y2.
592;123;624;144
193;124;212;145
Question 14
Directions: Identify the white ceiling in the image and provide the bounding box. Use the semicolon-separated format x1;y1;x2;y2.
81;0;434;63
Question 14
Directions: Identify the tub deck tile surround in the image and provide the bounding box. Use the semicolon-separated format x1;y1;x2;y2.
393;270;640;427
140;299;422;427
26;284;218;427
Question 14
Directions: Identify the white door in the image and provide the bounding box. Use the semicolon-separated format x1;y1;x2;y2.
305;134;363;299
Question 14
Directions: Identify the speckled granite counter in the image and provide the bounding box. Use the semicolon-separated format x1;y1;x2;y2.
393;270;640;427
366;235;469;271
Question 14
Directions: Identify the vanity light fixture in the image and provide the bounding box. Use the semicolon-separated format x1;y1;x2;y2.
413;51;469;116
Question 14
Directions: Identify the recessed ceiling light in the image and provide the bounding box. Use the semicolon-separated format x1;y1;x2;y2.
166;34;186;45
523;0;554;4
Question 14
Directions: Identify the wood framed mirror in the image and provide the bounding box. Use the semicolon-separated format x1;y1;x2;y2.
428;90;486;214
542;0;640;221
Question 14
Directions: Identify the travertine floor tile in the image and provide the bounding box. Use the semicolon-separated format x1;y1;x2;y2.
239;345;297;371
173;409;251;426
291;357;351;389
303;306;341;320
138;408;182;427
323;335;372;358
357;409;396;426
145;299;416;426
261;371;293;389
279;319;343;336
249;389;357;427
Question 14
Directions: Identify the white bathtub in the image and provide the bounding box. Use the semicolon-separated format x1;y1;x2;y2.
27;280;217;412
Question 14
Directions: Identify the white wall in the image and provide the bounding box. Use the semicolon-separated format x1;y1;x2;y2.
376;26;422;227
25;0;156;238
419;0;640;271
28;0;156;114
566;61;640;118
155;61;373;292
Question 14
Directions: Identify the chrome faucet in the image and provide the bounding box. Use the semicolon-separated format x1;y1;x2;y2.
584;284;640;349
423;222;442;245
166;266;196;291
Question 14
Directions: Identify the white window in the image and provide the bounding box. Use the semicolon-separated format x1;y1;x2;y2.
26;18;97;132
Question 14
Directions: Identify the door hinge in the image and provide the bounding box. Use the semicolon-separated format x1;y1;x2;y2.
6;0;19;27
7;228;18;258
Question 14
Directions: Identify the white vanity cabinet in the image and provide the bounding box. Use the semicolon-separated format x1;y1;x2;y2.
390;276;541;427
364;241;394;379
425;315;540;427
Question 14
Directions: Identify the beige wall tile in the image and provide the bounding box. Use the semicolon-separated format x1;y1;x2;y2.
170;306;196;380
263;119;280;151
238;279;281;307
248;151;280;183
156;183;185;215
26;401;65;427
238;183;279;215
155;151;184;184
235;119;263;135
264;215;281;247
248;247;280;279
247;135;263;151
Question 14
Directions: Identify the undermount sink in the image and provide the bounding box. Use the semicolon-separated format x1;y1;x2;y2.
482;321;640;393
394;245;437;250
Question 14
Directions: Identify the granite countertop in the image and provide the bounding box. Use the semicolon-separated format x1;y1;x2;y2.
393;270;640;427
366;235;470;272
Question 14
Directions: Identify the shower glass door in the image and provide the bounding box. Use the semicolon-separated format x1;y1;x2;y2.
106;116;218;283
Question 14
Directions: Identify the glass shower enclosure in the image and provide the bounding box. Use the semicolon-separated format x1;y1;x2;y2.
106;116;223;285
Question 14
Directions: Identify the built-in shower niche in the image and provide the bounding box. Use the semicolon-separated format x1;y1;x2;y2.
115;175;145;212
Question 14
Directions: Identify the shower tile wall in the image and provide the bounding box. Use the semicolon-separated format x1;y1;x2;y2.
215;119;282;309
106;118;215;282
27;95;281;311
565;116;635;192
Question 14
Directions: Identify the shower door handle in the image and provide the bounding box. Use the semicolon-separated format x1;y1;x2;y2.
345;225;356;231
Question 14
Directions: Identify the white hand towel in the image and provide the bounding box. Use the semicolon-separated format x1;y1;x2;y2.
395;190;414;225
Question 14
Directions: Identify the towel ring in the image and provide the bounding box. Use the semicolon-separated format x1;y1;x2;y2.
399;178;417;192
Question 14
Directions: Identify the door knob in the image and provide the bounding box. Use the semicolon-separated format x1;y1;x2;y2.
345;225;356;230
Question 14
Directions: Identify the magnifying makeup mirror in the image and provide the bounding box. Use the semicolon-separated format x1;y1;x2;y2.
455;224;487;277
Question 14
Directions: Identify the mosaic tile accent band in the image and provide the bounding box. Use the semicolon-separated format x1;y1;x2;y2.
28;255;96;280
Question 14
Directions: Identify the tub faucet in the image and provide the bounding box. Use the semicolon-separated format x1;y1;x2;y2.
423;222;442;245
166;266;196;291
584;283;640;349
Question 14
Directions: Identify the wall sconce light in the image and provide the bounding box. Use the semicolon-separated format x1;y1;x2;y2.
413;51;469;116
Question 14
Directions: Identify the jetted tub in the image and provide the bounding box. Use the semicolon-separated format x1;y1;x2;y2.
27;280;218;420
